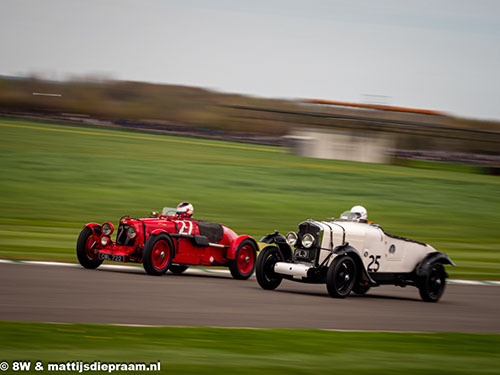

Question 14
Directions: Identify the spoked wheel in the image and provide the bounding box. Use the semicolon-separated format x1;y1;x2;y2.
256;246;284;290
418;264;446;302
169;264;189;274
76;227;103;269
229;239;257;280
143;234;173;276
326;256;357;298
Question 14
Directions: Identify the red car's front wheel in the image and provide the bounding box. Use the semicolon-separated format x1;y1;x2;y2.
76;227;103;269
143;234;173;276
229;239;257;280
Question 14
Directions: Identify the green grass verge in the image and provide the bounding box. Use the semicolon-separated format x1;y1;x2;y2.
0;117;499;279
1;321;499;375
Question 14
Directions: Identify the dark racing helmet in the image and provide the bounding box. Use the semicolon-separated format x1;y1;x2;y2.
176;202;194;218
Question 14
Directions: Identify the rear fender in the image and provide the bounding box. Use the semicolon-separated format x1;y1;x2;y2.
416;251;455;277
259;231;293;261
226;235;258;260
85;223;102;237
333;244;376;285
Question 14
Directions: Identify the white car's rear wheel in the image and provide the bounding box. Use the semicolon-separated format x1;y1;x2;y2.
418;264;446;302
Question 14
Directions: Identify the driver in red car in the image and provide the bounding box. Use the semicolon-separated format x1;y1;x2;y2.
176;202;194;218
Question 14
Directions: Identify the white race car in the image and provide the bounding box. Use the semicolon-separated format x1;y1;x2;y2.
256;206;455;302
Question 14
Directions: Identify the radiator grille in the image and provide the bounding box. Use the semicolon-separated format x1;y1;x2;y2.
116;225;136;247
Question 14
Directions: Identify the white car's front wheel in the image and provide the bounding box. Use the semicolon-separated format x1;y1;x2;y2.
256;246;283;290
326;256;357;298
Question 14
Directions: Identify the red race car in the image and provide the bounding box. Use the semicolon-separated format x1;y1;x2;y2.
76;202;258;279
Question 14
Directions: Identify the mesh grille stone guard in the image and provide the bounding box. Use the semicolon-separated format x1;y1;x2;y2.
116;224;136;247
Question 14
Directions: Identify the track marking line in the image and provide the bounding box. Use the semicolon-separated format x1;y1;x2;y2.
0;259;233;277
0;259;498;285
32;321;455;333
22;260;76;267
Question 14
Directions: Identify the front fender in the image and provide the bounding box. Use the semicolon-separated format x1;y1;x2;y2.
416;251;455;277
259;231;293;261
85;223;102;236
333;244;376;284
226;235;259;260
146;230;176;253
151;229;169;236
260;230;286;244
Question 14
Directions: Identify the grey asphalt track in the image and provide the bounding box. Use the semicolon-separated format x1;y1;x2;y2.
1;262;499;333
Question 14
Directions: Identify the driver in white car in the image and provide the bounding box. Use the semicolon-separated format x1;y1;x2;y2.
350;205;368;222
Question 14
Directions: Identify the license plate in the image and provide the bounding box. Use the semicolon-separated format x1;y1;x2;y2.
99;253;124;262
295;249;309;259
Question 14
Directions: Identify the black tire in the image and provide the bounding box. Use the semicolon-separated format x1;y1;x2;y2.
76;227;103;269
326;256;357;298
229;239;258;280
256;246;284;290
418;264;446;302
142;234;174;276
169;264;189;274
353;283;371;295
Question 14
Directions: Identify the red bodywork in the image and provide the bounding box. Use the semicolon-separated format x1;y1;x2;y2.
85;213;256;267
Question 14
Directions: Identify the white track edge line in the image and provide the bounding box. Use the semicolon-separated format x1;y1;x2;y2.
0;259;498;285
36;321;473;333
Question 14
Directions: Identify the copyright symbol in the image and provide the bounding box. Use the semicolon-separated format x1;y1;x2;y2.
0;362;9;371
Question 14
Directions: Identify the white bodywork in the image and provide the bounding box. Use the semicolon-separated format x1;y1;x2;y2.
275;219;437;277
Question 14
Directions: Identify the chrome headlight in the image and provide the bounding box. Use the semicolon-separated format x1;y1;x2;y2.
126;226;137;239
101;236;110;246
286;232;298;246
102;222;114;236
302;233;315;248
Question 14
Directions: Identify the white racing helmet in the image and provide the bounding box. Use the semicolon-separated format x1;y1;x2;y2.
350;205;367;221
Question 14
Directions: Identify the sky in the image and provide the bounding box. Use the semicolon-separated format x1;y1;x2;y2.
1;0;499;120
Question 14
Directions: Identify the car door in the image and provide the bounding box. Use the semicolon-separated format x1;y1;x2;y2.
362;225;386;273
171;219;203;264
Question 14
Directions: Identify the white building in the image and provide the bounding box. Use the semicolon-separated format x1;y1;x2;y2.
287;128;393;164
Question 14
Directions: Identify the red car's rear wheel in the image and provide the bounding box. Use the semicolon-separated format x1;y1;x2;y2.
76;227;103;269
143;234;173;276
229;239;257;280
